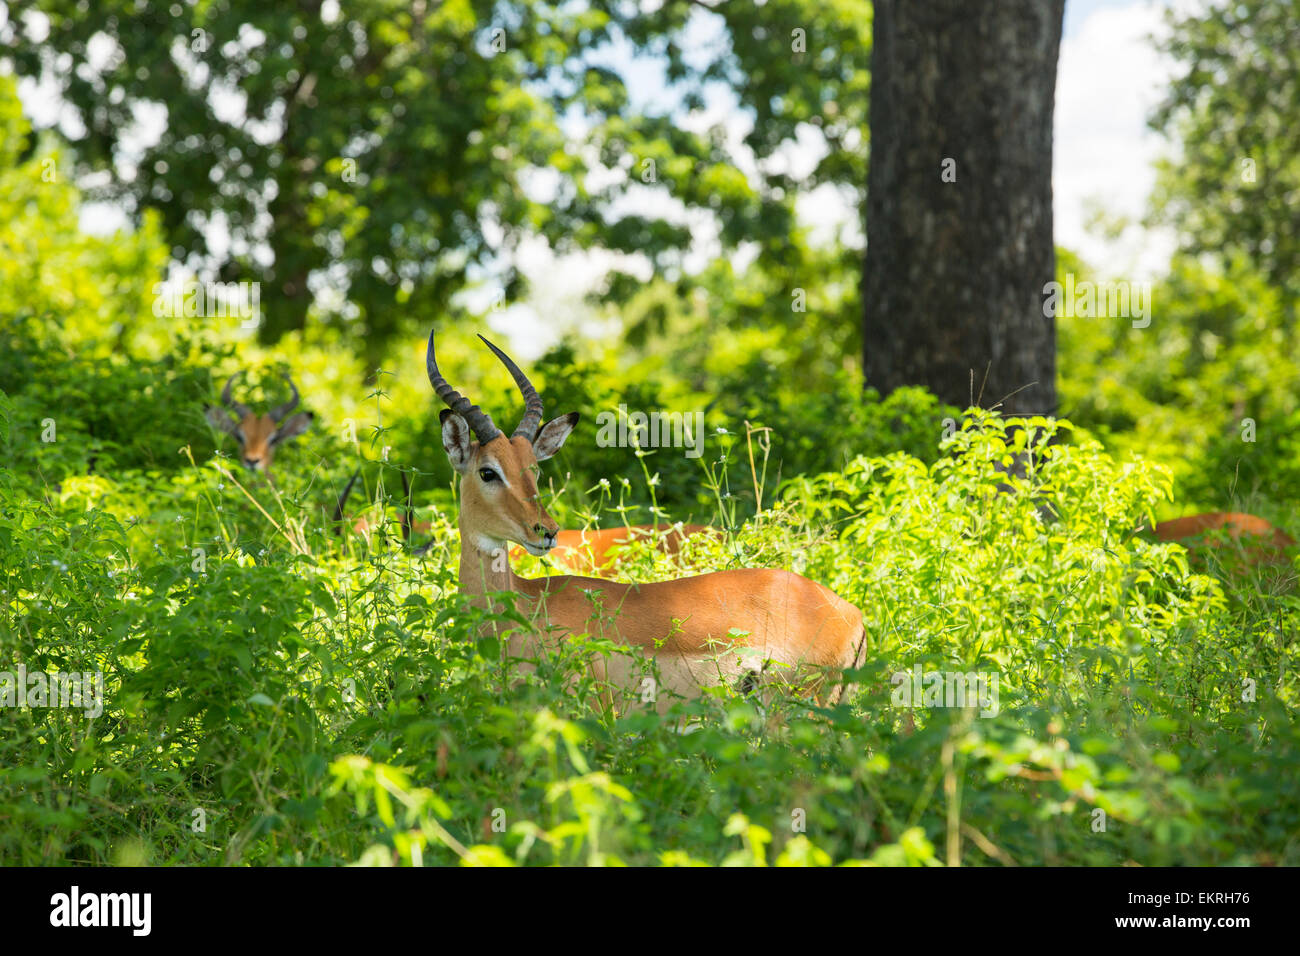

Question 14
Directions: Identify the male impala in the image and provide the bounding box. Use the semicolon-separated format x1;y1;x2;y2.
428;329;864;710
205;371;314;478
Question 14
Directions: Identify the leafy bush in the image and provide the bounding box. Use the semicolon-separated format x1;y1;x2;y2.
4;398;1297;866
1058;252;1300;523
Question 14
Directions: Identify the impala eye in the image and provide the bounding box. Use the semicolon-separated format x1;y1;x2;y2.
478;468;500;483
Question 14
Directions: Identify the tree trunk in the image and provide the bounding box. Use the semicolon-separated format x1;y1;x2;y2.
862;0;1064;415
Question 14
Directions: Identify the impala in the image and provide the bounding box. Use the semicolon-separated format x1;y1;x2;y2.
205;371;314;477
428;329;865;710
1152;511;1294;567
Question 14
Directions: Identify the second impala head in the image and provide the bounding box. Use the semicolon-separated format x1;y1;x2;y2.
428;330;578;555
205;371;314;473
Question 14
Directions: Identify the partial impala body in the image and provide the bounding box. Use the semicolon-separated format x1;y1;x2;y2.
205;371;314;478
1153;511;1295;567
508;522;715;573
428;330;864;710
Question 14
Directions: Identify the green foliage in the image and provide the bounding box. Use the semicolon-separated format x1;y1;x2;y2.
1058;252;1300;515
0;74;168;355
1151;0;1300;297
1060;1;1300;524
5;393;1298;866
4;0;1299;871
0;315;221;480
7;0;869;363
521;340;951;524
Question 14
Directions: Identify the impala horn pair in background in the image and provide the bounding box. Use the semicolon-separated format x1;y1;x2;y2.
204;371;314;477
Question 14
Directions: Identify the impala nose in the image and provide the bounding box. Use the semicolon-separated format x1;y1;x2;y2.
244;456;261;469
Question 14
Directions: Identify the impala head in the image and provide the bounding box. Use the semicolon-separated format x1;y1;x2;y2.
205;371;315;474
428;330;579;556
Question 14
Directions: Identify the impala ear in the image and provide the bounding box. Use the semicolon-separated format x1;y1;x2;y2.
205;405;239;436
532;412;579;461
441;409;474;473
271;411;314;445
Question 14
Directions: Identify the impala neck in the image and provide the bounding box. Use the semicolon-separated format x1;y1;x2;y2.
457;521;518;603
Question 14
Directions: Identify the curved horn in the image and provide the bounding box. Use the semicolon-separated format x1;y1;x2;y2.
426;329;501;444
478;335;543;443
269;373;301;422
220;373;252;418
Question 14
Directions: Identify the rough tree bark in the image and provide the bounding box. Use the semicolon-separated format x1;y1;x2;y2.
862;0;1064;415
